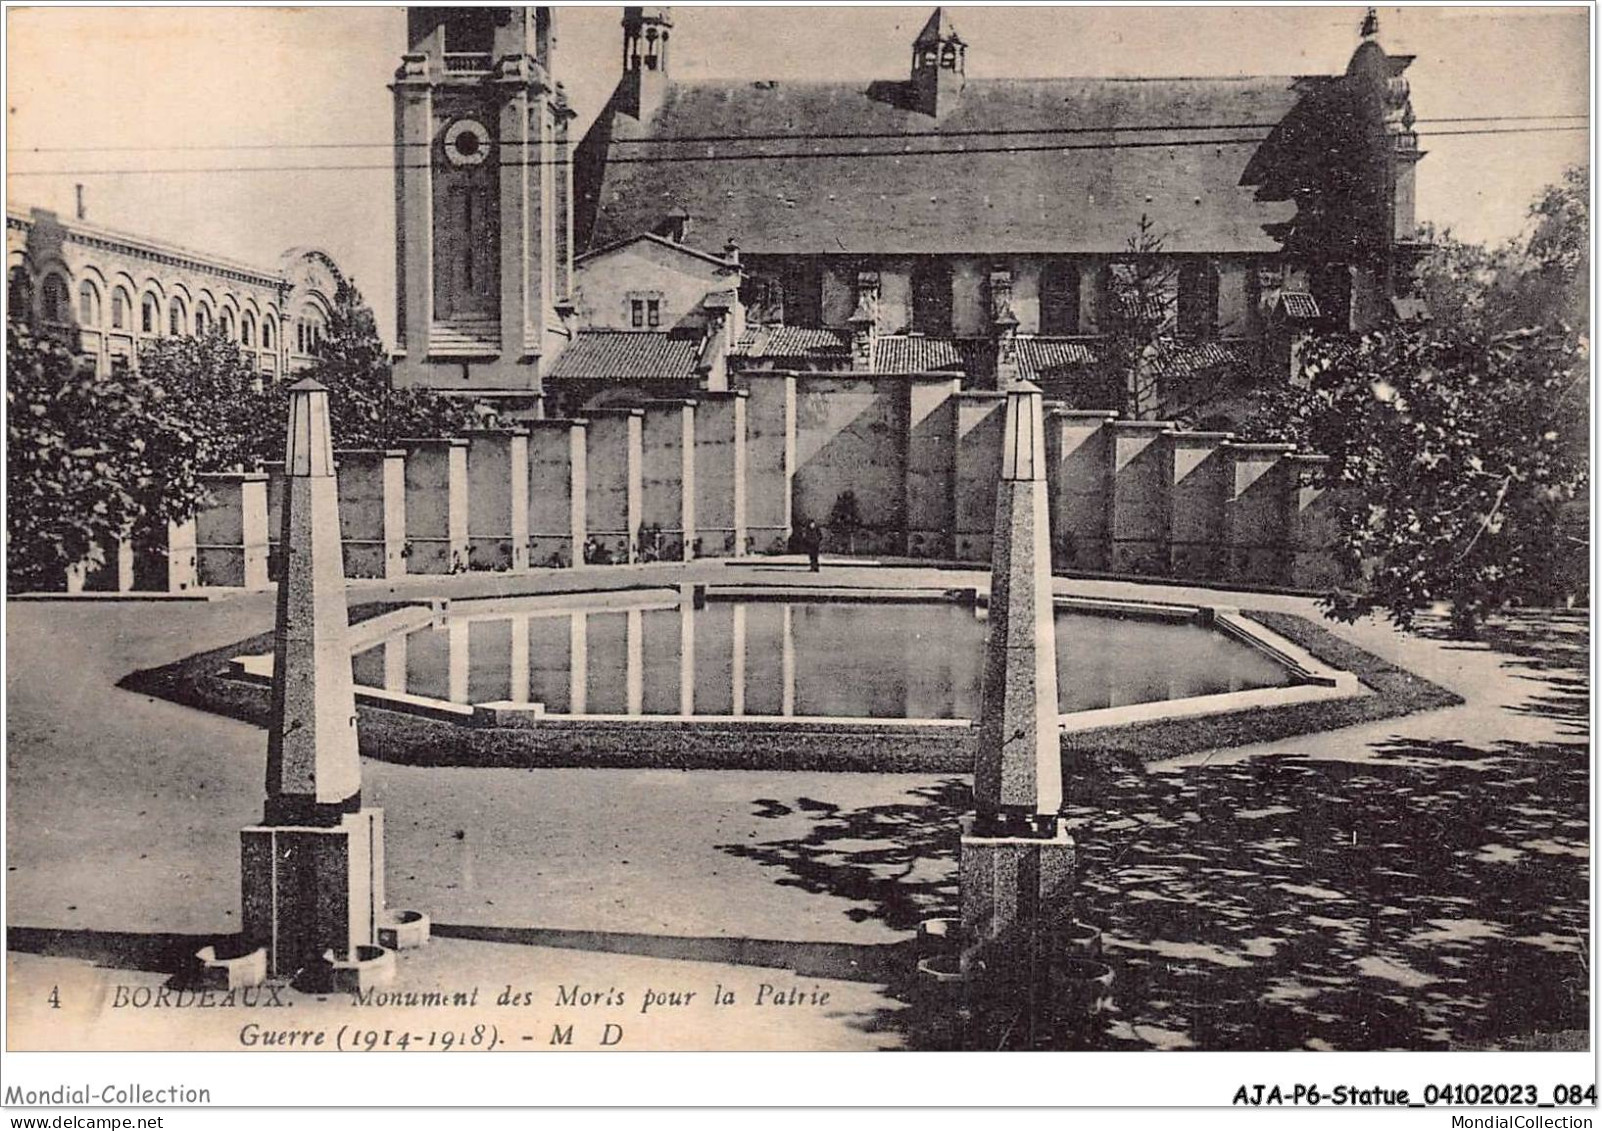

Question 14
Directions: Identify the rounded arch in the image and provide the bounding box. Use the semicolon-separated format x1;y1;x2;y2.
261;303;281;352
7;264;35;322
193;289;216;336
168;293;189;337
240;308;257;348
78;278;103;327
109;276;136;332
139;288;164;336
218;292;241;341
293;292;332;355
39;269;72;325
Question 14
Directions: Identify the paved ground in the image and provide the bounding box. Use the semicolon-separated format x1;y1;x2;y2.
5;561;1589;1050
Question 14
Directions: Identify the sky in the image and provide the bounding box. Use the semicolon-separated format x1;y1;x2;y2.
6;4;1590;347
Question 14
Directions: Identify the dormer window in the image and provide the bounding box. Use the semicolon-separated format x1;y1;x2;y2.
628;292;663;330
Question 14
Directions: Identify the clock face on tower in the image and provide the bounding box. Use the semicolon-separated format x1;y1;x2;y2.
443;118;492;167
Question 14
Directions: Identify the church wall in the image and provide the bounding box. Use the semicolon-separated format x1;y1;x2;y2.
1009;258;1042;336
572;240;734;333
792;375;907;553
950;258;989;338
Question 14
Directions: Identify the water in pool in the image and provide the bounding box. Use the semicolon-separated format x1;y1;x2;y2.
351;598;1292;719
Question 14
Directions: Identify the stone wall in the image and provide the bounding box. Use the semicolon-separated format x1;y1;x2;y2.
84;375;1345;594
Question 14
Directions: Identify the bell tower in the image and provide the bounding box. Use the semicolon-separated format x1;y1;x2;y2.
911;7;965;119
391;6;575;415
618;7;672;121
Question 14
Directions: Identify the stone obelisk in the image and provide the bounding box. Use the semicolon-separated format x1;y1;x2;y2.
240;379;387;980
960;379;1074;969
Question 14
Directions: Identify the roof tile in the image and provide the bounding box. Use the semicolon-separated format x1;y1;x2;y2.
547;331;701;381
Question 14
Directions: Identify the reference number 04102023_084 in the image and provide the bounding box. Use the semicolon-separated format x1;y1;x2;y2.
1232;1084;1598;1107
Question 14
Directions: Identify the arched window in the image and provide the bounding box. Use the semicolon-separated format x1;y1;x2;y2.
169;297;187;336
262;317;275;351
1040;259;1081;335
111;287;131;330
141;293;160;335
7;267;33;321
241;311;256;348
41;275;69;323
194;305;210;335
79;281;102;326
220;309;236;340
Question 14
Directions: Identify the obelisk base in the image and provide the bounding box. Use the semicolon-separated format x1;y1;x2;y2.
241;808;387;981
957;814;1075;978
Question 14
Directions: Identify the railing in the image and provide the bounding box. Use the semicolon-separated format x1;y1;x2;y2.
443;52;493;74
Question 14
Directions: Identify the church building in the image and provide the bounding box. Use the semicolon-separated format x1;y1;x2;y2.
571;6;1427;424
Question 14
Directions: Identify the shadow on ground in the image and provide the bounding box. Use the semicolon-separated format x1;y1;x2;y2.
720;734;1590;1050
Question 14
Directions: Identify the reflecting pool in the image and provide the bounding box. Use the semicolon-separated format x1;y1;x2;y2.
351;597;1292;720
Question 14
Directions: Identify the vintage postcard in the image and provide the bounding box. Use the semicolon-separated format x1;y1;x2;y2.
3;0;1593;1112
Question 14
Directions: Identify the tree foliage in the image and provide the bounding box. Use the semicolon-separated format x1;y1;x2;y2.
6;323;202;590
8;278;478;590
1243;167;1590;634
1099;214;1179;419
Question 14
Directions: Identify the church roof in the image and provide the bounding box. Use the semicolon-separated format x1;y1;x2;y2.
576;75;1304;257
546;330;701;381
914;7;962;45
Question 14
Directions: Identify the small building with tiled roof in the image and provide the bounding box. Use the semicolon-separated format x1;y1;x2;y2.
573;5;1429;423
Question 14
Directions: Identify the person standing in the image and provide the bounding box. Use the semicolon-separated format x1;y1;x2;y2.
799;519;823;572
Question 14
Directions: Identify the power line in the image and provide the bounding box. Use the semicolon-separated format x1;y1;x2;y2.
13;113;1589;154
7;124;1588;178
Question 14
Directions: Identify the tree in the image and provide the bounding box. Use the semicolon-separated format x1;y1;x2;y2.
299;279;478;448
6;323;204;590
136;330;277;471
1099;214;1180;419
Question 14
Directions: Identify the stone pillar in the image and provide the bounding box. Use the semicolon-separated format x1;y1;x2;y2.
678;598;696;716
82;535;136;593
953;392;1007;561
960;381;1075;992
262;461;287;583
335;449;407;580
401;438;469;574
693;390;748;557
527;419;586;568
128;519;197;592
583;409;643;564
733;373;795;555
195;472;270;589
568;611;588;714
1166;431;1233;581
1223;442;1296;586
464;429;531;572
1285;452;1338;590
1107;421;1175;576
640;400;697;562
241;379;408;985
1045;410;1116;572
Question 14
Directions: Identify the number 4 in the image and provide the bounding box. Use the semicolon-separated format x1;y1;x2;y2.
47;986;60;1009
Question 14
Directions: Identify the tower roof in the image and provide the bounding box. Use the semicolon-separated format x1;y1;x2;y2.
914;7;962;46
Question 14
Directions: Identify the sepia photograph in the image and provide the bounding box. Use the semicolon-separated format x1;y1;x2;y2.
2;0;1594;1110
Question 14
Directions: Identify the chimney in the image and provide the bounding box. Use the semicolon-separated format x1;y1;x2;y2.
848;271;880;371
722;238;741;266
74;184;86;221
